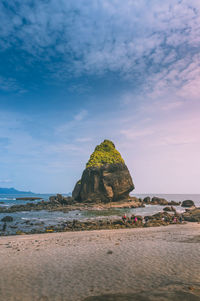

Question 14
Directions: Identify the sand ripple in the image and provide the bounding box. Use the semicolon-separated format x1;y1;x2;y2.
0;223;199;301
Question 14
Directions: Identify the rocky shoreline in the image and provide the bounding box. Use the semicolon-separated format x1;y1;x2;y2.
1;206;199;236
1;193;199;236
0;194;184;214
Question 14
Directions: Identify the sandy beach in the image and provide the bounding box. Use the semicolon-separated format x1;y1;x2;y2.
0;223;200;301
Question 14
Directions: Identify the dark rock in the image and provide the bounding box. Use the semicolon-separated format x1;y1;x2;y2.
163;206;176;212
72;180;81;200
142;197;180;206
181;200;195;207
1;216;13;222
168;200;181;206
72;140;134;203
49;195;57;202
74;163;134;203
0;195;74;214
16;197;42;201
56;194;63;202
183;208;200;222
107;250;113;254
151;197;168;205
143;196;151;203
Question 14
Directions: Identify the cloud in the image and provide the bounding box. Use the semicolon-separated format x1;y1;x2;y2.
0;76;24;92
76;137;92;143
1;1;200;192
120;128;154;140
1;0;200;95
74;109;88;121
56;109;88;136
0;179;12;184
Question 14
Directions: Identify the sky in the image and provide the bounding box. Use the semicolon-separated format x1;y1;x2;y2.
0;0;200;194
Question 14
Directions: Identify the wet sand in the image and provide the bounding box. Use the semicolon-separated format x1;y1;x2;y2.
0;223;200;301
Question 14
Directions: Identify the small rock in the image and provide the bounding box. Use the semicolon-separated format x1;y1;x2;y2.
1;216;13;222
163;206;176;212
143;197;151;203
107;250;113;254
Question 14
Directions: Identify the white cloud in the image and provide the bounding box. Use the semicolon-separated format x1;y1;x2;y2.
76;137;92;143
74;109;88;121
120;128;154;140
1;1;200;82
0;179;12;184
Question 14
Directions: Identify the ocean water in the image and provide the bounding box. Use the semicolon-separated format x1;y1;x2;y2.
0;193;52;207
0;193;199;235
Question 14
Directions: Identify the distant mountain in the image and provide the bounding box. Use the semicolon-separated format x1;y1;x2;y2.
0;187;33;194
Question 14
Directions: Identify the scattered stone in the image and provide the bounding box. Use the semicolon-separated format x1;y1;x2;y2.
168;200;181;206
142;197;180;206
0;195;74;214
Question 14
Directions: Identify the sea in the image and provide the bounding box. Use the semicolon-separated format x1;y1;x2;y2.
0;193;199;235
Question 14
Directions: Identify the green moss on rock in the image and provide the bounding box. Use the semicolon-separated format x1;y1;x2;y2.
86;139;125;168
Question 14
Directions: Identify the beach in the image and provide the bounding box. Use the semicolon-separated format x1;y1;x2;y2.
0;223;200;301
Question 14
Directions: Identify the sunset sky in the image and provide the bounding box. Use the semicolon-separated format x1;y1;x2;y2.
0;0;200;193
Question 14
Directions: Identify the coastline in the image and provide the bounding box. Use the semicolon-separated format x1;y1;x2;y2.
0;193;199;236
0;223;200;301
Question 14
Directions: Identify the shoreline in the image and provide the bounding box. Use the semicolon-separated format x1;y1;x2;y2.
0;223;200;301
0;220;197;239
1;207;199;236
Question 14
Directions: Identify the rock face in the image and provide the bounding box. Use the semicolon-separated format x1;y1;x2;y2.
72;140;134;203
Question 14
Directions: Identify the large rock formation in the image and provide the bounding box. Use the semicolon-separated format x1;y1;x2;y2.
72;140;134;203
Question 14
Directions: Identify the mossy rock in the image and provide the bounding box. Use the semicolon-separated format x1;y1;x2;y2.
72;139;134;203
86;140;124;168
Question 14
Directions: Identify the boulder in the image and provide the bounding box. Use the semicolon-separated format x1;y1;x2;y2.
56;194;63;202
143;196;151;204
1;216;13;222
49;195;57;202
168;200;181;206
72;140;134;203
163;206;176;212
151;197;168;205
181;200;195;207
183;208;200;222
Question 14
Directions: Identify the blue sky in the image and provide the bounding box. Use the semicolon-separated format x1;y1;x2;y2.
0;0;200;193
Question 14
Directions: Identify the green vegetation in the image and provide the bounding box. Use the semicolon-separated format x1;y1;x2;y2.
86;139;125;168
83;208;126;217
